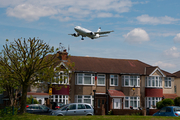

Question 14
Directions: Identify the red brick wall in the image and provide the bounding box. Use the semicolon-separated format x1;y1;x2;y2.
112;109;144;115
145;88;163;97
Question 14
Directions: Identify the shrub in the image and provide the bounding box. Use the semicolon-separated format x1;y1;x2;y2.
156;101;163;109
174;97;180;106
26;95;39;104
162;98;174;106
108;110;113;115
156;99;174;109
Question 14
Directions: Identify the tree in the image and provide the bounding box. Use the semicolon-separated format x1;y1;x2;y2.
0;38;73;114
156;98;174;109
174;97;180;106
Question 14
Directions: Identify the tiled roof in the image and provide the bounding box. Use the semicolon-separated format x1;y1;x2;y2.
27;92;49;96
69;56;174;76
163;94;178;99
173;70;180;78
108;90;125;97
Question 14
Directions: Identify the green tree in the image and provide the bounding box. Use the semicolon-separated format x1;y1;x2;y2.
174;97;180;106
0;38;74;114
26;95;39;104
156;98;174;109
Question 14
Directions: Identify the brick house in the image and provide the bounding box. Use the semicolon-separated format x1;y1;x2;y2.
25;51;177;115
173;71;180;97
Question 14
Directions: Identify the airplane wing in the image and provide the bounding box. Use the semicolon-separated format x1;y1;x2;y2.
94;30;114;35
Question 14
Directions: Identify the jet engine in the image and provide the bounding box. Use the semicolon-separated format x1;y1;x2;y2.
90;32;95;36
73;33;79;37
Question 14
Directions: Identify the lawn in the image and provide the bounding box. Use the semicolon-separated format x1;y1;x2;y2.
1;114;180;120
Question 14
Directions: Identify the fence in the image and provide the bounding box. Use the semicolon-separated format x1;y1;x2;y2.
0;106;18;116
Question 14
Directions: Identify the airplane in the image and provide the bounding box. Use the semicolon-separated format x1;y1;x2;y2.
68;26;114;40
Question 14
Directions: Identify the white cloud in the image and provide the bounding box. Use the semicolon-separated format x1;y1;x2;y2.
153;61;175;69
173;33;180;43
136;14;179;25
164;47;180;58
6;4;58;21
123;28;150;44
1;0;133;21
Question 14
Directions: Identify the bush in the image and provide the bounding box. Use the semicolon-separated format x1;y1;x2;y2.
156;98;174;109
156;101;163;109
174;97;180;106
0;106;18;117
108;110;113;115
26;95;39;104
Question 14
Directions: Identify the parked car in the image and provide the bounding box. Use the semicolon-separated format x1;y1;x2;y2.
153;106;180;117
51;103;94;116
50;102;65;110
25;104;52;115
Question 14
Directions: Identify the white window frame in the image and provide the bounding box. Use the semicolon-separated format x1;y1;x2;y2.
75;95;94;106
52;71;69;84
76;73;95;85
51;95;69;104
145;97;162;109
97;74;106;86
122;75;140;87
110;75;118;86
124;96;140;109
145;76;162;88
164;77;171;88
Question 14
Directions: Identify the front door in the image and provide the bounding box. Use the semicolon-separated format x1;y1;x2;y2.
113;98;121;109
95;98;106;115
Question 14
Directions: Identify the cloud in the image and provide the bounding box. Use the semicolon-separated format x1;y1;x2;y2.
123;28;150;44
173;33;180;43
164;47;180;58
153;61;175;69
2;0;133;21
6;4;58;21
136;14;179;25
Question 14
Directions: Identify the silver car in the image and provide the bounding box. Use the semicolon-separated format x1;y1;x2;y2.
51;103;94;116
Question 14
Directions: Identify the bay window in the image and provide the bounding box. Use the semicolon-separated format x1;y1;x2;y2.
76;73;95;85
52;71;69;84
124;96;140;109
146;76;162;87
75;95;94;106
122;75;140;87
146;97;162;109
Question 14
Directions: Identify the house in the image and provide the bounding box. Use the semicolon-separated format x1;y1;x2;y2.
24;50;177;115
173;71;180;97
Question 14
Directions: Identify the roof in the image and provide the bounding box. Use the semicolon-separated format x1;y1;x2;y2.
108;90;125;97
163;94;178;99
173;70;180;78
69;56;174;76
27;92;49;96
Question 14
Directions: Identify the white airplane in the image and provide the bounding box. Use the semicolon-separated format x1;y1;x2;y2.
68;26;114;40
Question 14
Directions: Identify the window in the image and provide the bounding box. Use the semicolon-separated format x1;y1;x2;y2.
78;104;85;109
76;73;95;85
122;76;140;87
165;77;171;88
85;104;91;109
145;97;162;109
52;71;69;84
110;75;118;86
51;95;69;104
75;95;94;106
146;76;162;88
174;86;177;93
124;97;140;109
68;104;76;110
97;74;105;86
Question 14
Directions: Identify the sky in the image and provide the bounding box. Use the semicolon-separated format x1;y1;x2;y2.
0;0;180;73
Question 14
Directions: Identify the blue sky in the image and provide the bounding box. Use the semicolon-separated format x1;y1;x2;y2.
0;0;180;73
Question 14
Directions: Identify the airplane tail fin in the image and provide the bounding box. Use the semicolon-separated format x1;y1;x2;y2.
97;27;101;32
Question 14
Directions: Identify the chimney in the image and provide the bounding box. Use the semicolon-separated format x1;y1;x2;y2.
56;49;68;60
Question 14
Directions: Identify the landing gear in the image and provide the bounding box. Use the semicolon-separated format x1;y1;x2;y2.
81;37;84;40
